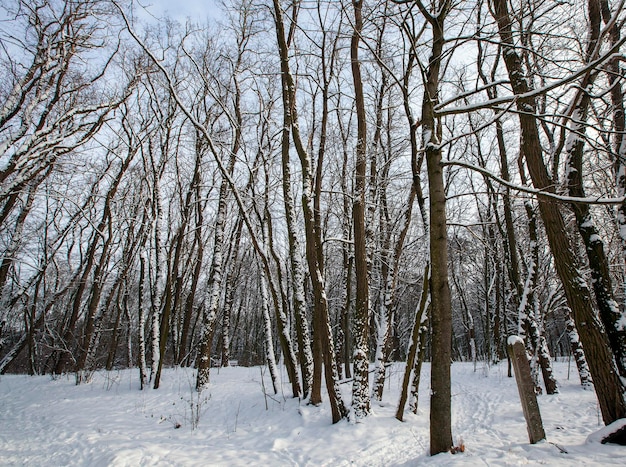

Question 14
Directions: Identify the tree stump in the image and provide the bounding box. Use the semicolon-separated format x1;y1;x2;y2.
507;336;546;444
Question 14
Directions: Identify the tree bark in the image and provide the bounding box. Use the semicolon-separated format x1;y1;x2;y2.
492;0;626;424
413;0;454;454
564;0;626;378
396;263;430;421
271;0;347;422
350;0;371;421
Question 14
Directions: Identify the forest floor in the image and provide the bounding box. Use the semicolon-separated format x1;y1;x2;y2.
0;360;624;466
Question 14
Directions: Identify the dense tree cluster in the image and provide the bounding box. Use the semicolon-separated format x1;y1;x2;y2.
2;0;626;454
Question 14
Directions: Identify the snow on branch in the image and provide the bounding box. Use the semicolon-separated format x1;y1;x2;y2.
435;36;626;117
442;159;626;206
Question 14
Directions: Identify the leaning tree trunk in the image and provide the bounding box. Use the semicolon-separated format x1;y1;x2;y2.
396;263;430;421
566;315;594;389
519;200;558;395
195;164;230;391
492;0;626;424
601;0;626;329
259;268;280;395
195;100;240;391
277;25;314;398
564;0;626;377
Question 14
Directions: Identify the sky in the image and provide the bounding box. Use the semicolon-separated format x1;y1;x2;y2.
137;0;222;24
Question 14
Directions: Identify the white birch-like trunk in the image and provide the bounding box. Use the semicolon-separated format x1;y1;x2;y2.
260;270;280;395
195;176;228;391
149;186;164;384
138;251;148;389
566;316;593;390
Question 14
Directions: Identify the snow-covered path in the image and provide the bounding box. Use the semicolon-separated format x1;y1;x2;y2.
0;361;623;466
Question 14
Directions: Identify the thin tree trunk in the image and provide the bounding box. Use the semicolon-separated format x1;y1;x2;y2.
265;200;302;398
221;217;244;368
271;0;347;422
409;309;430;414
195;71;242;390
396;264;430;421
519;200;558;395
138;251;148;389
373;187;416;400
337;113;353;381
566;315;594;389
276;15;314;397
179;168;205;366
260;269;279;395
195;159;232;390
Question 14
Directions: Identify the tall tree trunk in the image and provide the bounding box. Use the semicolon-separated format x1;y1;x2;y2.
414;0;454;454
350;0;370;420
337;113;353;381
277;21;314;398
265;198;302;398
195;154;234;391
601;0;626;322
271;0;347;422
260;268;280;395
195;60;242;390
519;200;558;394
138;251;148;390
221;217;244;368
178;168;205;366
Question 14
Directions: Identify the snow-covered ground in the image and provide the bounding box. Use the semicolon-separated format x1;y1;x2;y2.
0;361;623;466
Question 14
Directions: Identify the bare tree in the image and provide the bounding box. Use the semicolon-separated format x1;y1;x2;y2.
491;0;626;424
271;0;347;422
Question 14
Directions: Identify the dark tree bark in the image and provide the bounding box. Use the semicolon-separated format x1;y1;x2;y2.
407;0;454;455
563;0;626;378
350;0;371;421
491;0;626;424
220;217;244;368
275;0;314;398
271;0;347;422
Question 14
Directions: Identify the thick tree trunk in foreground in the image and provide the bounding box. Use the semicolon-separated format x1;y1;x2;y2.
413;0;454;454
492;0;626;424
565;0;626;378
350;0;370;421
